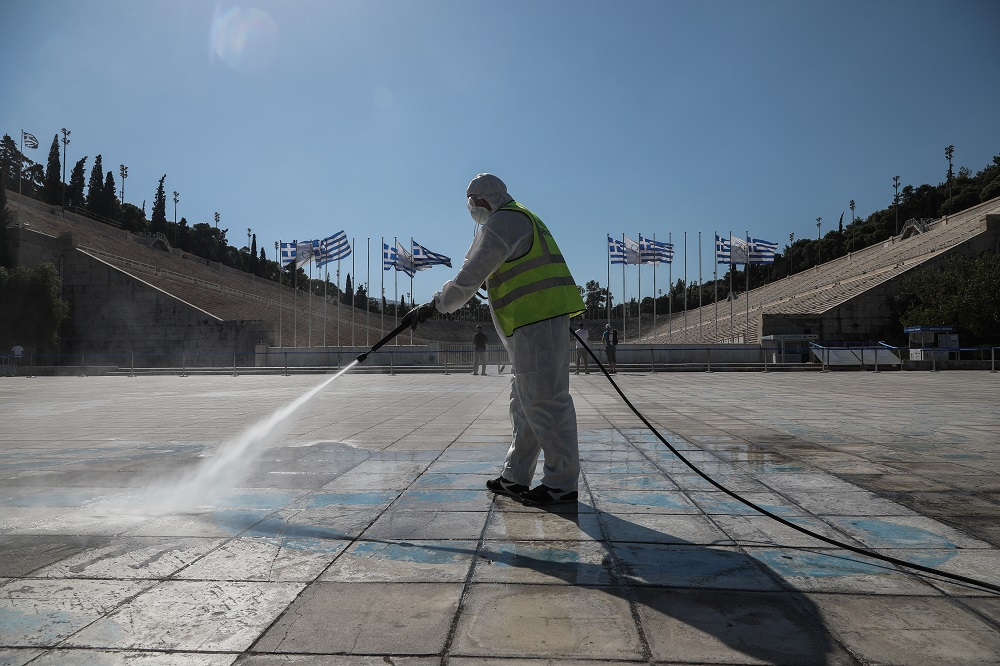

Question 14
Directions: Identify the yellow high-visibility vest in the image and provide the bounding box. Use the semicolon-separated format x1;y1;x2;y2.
487;201;585;336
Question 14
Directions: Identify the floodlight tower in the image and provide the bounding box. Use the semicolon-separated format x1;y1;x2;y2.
60;128;70;215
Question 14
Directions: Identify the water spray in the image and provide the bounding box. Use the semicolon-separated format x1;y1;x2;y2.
155;321;411;512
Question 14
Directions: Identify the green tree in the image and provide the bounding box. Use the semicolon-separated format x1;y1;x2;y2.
0;184;10;267
0;262;71;350
151;175;167;234
0;134;21;187
66;156;87;209
43;134;61;205
86;154;104;215
896;253;1000;344
583;279;604;318
102;170;119;221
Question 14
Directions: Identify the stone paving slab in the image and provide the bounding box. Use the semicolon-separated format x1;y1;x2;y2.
1;372;999;664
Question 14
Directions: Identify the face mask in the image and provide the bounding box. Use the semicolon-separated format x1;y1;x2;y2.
467;197;491;225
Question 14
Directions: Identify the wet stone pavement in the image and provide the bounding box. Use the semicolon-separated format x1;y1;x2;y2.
1;370;999;665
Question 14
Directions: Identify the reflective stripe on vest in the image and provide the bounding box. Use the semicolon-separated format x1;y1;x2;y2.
487;201;586;336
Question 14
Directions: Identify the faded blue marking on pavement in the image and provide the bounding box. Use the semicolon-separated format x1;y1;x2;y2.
272;537;350;554
839;518;959;550
210;493;299;510
301;492;397;507
753;549;901;577
398;490;482;503
487;543;582;567
430;461;498;474
0;608;77;643
598;492;691;509
352;540;468;564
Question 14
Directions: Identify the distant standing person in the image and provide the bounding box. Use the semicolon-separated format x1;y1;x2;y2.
473;324;488;375
11;344;23;376
602;323;618;373
574;324;590;374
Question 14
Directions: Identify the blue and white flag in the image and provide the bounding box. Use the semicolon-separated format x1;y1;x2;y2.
383;241;416;276
749;237;778;264
294;240;320;269
412;240;452;269
280;241;297;267
317;231;351;267
609;236;640;265
716;234;749;264
21;131;38;149
383;242;396;271
639;236;674;264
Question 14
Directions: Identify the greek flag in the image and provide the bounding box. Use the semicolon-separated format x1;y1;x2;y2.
716;234;749;264
21;131;38;149
749;238;778;264
383;242;396;271
280;241;296;267
609;236;640;264
412;240;452;269
639;236;674;264
317;231;351;267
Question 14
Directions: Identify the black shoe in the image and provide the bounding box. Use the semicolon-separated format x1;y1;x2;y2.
486;476;529;499
519;484;578;505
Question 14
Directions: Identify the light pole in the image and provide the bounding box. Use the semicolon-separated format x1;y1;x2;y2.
816;217;822;264
119;164;128;229
788;233;794;275
172;191;179;244
944;145;954;215
849;199;855;252
893;175;900;234
60;128;70;215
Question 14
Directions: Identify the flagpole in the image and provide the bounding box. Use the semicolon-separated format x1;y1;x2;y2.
337;257;341;346
306;259;312;346
745;229;750;342
683;231;687;341
18;131;23;227
637;234;642;340
380;237;385;343
621;234;626;341
698;231;703;336
606;234;611;326
323;264;328;347
714;232;719;339
366;237;371;347
409;237;414;345
728;229;734;340
276;242;282;347
394;237;399;345
291;253;296;348
351;238;356;347
668;232;672;341
651;234;656;340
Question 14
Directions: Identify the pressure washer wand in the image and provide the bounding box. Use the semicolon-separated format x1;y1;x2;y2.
356;319;412;365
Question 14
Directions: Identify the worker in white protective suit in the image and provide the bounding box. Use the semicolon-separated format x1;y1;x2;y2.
401;174;586;505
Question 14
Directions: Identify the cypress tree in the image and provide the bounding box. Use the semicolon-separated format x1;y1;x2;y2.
67;157;87;209
102;171;119;221
43;135;61;205
151;175;167;234
86;154;104;214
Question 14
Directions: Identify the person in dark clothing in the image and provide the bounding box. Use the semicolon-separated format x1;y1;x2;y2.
602;324;618;373
473;324;488;375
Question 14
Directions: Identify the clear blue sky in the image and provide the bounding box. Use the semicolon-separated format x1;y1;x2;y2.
5;0;999;305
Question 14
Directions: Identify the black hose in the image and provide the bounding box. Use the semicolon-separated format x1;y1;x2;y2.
356;319;411;365
572;329;1000;594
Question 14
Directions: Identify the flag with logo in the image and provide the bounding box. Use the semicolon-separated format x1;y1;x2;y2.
716;234;749;264
294;240;320;269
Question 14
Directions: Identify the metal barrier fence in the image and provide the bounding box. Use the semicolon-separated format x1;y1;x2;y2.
1;345;996;377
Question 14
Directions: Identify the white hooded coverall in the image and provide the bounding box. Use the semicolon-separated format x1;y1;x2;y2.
432;174;580;491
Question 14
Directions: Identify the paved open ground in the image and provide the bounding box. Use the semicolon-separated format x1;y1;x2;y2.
1;369;999;665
